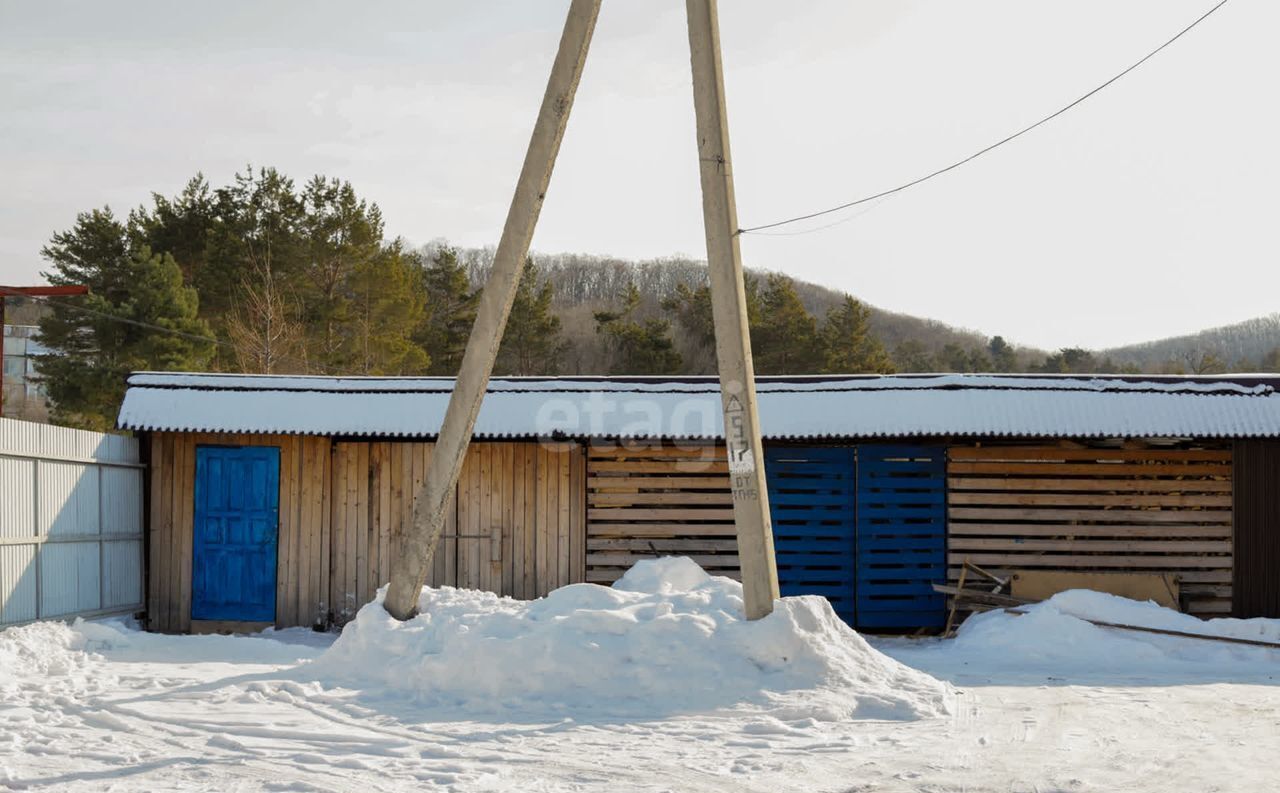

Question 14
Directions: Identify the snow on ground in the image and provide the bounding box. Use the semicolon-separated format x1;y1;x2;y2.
312;557;950;723
2;563;1279;792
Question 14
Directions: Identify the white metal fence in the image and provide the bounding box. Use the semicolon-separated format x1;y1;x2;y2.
0;417;144;626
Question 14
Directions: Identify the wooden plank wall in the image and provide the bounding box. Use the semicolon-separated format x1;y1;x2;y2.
147;432;330;633
149;435;584;632
585;442;739;584
947;445;1234;616
324;440;585;626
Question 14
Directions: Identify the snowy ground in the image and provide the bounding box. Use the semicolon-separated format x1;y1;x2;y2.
3;563;1280;792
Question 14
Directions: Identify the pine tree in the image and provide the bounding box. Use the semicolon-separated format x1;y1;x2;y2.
417;246;479;375
819;296;894;374
36;209;213;430
988;335;1017;371
298;176;385;372
203;168;307;340
347;243;431;375
594;282;682;374
892;339;935;372
130;174;216;286
753;274;821;374
496;260;566;375
663;281;716;349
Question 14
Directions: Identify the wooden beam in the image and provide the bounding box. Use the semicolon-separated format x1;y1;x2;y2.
686;0;778;620
383;0;601;620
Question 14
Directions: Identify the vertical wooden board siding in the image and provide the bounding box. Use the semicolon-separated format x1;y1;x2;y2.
152;434;174;631
458;447;475;590
319;436;333;625
164;434;181;632
484;443;497;592
276;436;294;627
347;444;361;620
145;435;161;630
471;445;484;590
522;444;537;598
311;436;330;626
355;443;369;610
406;443;426;586
176;434;194;634
511;444;527;598
478;443;492;592
363;443;375;603
298;438;317;626
329;444;347;624
455;447;470;589
532;445;547;593
440;445;459;588
570;445;586;584
273;436;289;627
1233;440;1280;618
500;443;514;596
585;442;737;585
344;443;359;620
947;444;1234;617
378;442;392;591
557;446;571;588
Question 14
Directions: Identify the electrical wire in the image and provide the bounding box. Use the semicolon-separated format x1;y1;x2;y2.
0;284;315;372
736;0;1231;236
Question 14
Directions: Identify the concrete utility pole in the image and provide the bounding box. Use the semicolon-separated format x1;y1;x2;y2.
383;0;602;620
686;0;779;620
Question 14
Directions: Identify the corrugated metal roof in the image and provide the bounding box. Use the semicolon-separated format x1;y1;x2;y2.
116;372;1280;440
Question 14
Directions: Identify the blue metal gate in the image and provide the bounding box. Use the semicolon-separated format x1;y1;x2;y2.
192;445;280;622
765;446;857;624
854;445;947;629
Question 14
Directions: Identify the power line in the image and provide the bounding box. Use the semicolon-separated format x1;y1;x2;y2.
0;285;314;372
1;285;230;349
736;0;1231;236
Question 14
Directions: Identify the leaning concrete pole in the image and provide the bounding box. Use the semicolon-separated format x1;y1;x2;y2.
384;0;602;620
686;0;779;620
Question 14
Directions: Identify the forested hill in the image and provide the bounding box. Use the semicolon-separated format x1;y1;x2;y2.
1100;315;1280;374
24;167;1279;431
448;245;1045;376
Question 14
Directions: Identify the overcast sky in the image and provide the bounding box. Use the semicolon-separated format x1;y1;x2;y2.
1;0;1275;350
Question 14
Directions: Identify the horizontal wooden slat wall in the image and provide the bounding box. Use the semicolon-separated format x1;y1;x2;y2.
947;445;1234;616
147;432;330;634
586;442;739;584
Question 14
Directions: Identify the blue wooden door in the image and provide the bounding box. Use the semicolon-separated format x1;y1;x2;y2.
765;446;858;624
192;445;280;622
854;445;947;630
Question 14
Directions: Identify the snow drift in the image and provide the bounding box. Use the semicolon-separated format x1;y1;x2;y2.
936;589;1280;679
309;557;952;721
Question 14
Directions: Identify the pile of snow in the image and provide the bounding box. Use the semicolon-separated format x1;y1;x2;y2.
0;620;100;683
308;557;952;721
932;590;1280;679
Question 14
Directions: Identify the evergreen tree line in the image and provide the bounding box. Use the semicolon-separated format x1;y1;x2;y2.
30;167;1278;431
36;169;565;429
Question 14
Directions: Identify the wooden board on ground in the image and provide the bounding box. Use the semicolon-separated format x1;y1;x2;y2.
1011;570;1180;610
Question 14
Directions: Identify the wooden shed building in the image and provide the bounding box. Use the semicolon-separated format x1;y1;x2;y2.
117;372;1280;634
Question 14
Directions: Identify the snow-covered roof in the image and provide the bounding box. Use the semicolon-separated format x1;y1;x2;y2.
116;372;1280;440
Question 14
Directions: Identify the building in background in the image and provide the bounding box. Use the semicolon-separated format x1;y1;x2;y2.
2;324;51;422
